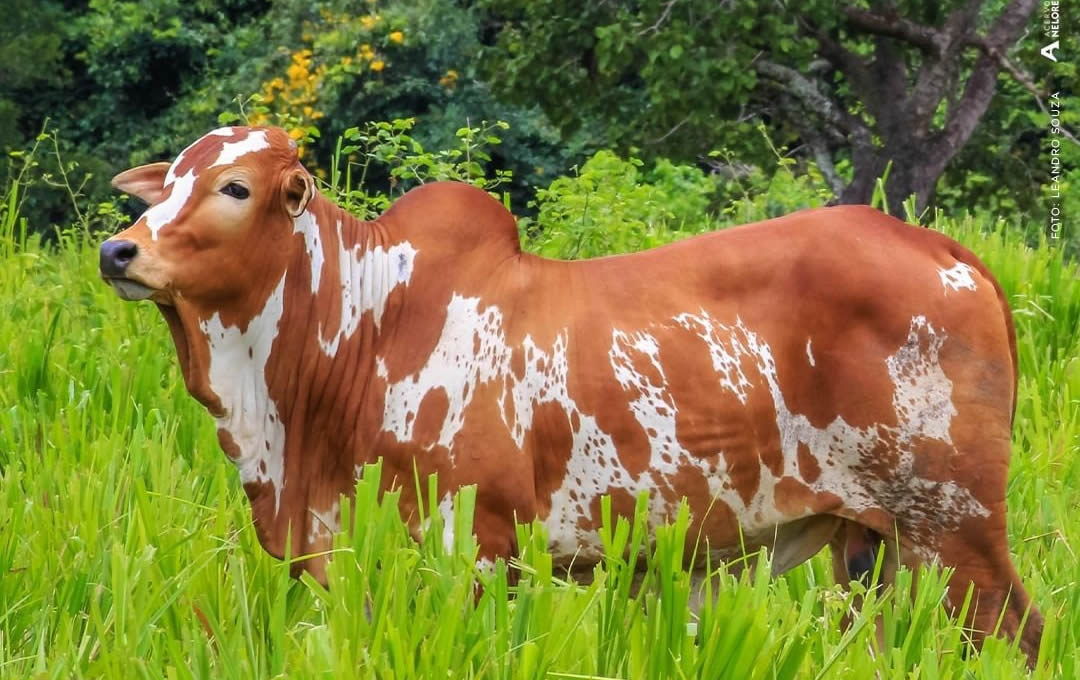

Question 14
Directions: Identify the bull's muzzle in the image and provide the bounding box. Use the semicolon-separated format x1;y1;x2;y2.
100;239;155;301
100;239;138;278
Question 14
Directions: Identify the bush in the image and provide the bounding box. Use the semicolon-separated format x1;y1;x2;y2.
521;150;718;259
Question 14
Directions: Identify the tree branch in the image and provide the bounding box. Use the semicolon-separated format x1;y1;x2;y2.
842;6;946;56
638;0;679;37
968;36;1080;145
787;106;847;197
941;0;1040;154
753;58;869;145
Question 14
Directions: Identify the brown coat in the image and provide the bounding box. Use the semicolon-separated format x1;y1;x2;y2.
102;126;1041;662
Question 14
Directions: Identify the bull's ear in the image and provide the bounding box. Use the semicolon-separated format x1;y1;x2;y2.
283;167;314;217
111;162;171;205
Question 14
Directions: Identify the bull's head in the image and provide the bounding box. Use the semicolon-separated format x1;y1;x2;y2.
101;126;315;409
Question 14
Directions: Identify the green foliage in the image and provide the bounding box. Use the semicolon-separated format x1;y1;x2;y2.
476;0;788;162
321;118;514;219
1;130;1077;677
521;150;718;258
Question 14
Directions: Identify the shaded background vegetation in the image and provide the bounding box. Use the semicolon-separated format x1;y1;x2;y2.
1;0;1076;254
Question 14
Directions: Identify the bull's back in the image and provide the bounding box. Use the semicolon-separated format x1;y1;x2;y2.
515;205;1016;565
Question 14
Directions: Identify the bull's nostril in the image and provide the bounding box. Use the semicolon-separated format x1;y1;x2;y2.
100;239;139;277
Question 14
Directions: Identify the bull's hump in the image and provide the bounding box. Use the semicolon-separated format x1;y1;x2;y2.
381;182;522;258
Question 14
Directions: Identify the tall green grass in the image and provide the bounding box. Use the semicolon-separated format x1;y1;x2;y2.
0;168;1077;678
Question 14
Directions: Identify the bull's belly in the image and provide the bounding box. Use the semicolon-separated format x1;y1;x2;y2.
537;425;854;569
375;295;987;568
530;313;986;569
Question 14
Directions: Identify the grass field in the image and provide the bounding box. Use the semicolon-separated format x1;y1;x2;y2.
0;178;1077;678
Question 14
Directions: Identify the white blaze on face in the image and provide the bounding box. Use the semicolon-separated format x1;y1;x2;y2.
805;338;816;367
200;274;288;513
143;170;197;240
319;219;418;356
938;262;977;293
141;128;269;241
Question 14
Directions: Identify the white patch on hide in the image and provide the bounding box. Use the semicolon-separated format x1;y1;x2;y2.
200;274;287;513
806;338;816;367
609;330;683;469
938;262;977;293
292;211;325;293
673;311;755;403
307;500;340;546
379;295;510;447
885;316;956;443
726;313;987;559
378;293;988;566
319;220;418;356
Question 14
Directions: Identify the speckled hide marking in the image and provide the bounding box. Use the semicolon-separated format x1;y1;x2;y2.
201;274;287;513
938;262;978;293
673;311;755;404
738;314;989;558
380;296;988;564
886;316;956;444
319;219;417;356
144;128;267;240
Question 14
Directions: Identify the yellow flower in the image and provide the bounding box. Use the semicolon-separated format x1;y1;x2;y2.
438;69;459;89
361;15;376;29
289;127;305;140
359;43;374;59
370;59;385;72
388;31;404;44
287;63;307;82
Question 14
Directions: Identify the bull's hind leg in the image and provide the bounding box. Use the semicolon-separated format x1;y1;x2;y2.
883;435;1043;666
929;506;1043;665
828;520;892;652
830;521;886;588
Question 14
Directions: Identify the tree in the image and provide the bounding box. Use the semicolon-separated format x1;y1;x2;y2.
478;0;1048;217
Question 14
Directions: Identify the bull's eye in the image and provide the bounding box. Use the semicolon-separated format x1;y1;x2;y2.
220;182;250;200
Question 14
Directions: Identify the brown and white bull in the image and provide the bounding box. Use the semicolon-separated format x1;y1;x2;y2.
100;126;1042;661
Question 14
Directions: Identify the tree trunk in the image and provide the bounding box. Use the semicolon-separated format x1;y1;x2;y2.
837;142;949;219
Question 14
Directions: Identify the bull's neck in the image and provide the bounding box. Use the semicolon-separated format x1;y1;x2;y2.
292;195;415;358
198;195;411;524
